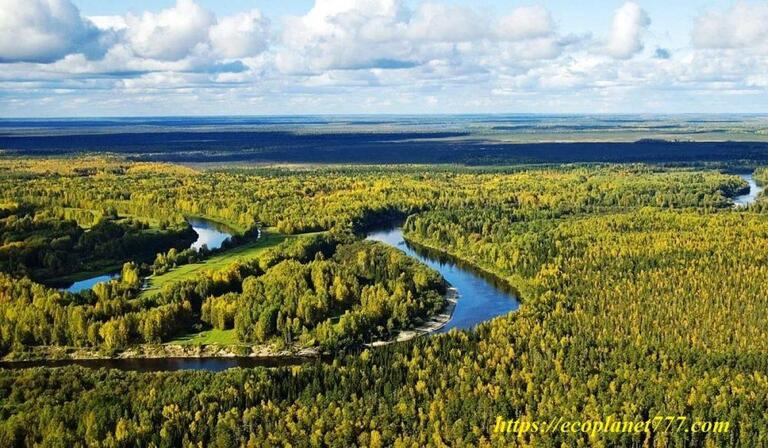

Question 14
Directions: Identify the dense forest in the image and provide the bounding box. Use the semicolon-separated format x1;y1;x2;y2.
0;232;445;354
0;208;196;283
0;157;766;446
0;158;746;233
5;124;768;165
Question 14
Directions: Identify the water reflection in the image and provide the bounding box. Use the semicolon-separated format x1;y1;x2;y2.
0;356;319;372
187;217;235;251
60;217;235;293
733;173;764;207
64;273;120;294
366;227;520;332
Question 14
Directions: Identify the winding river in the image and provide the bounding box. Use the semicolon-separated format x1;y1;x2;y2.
15;173;763;371
7;224;520;371
366;227;520;332
6;173;763;371
733;173;764;207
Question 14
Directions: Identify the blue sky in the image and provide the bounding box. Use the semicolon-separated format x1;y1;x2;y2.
74;0;314;19
1;0;767;116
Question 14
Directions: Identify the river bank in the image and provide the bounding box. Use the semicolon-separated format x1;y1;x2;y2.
0;341;320;362
733;173;764;207
367;226;520;332
367;287;458;347
2;224;519;371
1;284;458;364
402;232;526;300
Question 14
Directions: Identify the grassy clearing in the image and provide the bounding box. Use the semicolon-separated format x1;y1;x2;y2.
141;230;287;297
168;328;239;346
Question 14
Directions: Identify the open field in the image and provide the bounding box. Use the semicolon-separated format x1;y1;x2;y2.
141;230;287;297
168;328;239;346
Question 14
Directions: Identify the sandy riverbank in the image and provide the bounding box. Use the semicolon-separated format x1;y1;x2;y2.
366;286;458;347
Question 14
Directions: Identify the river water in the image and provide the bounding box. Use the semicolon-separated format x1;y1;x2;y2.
733;173;764;207
64;273;120;294
0;356;317;372
366;227;519;332
187;217;235;251
12;174;762;371
62;217;234;293
9;225;520;371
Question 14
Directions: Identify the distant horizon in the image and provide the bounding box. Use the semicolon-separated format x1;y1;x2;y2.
3;112;768;121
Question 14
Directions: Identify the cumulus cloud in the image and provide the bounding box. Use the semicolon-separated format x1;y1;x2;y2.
0;0;108;63
606;2;650;59
209;10;270;59
124;0;215;61
277;0;559;73
277;0;411;72
10;0;768;115
693;2;768;49
112;1;270;63
495;6;553;41
88;15;128;31
406;3;486;41
34;0;270;79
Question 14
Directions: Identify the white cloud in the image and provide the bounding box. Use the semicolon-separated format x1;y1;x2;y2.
693;2;768;49
209;10;270;59
606;2;650;59
277;0;411;72
277;0;559;74
37;1;271;77
0;0;108;63
406;3;486;42
9;0;768;115
89;7;270;62
88;15;128;31
495;6;553;41
124;0;215;61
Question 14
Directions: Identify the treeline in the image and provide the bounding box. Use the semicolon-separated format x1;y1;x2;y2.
0;263;191;353
0;234;306;354
230;241;445;349
0;159;747;238
150;225;261;276
396;205;768;445
0;208;195;282
0;231;445;354
149;234;445;350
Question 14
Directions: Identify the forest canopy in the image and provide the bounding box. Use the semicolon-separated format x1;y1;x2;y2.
0;156;766;446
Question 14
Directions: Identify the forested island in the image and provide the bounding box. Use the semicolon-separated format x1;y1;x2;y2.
0;154;767;446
